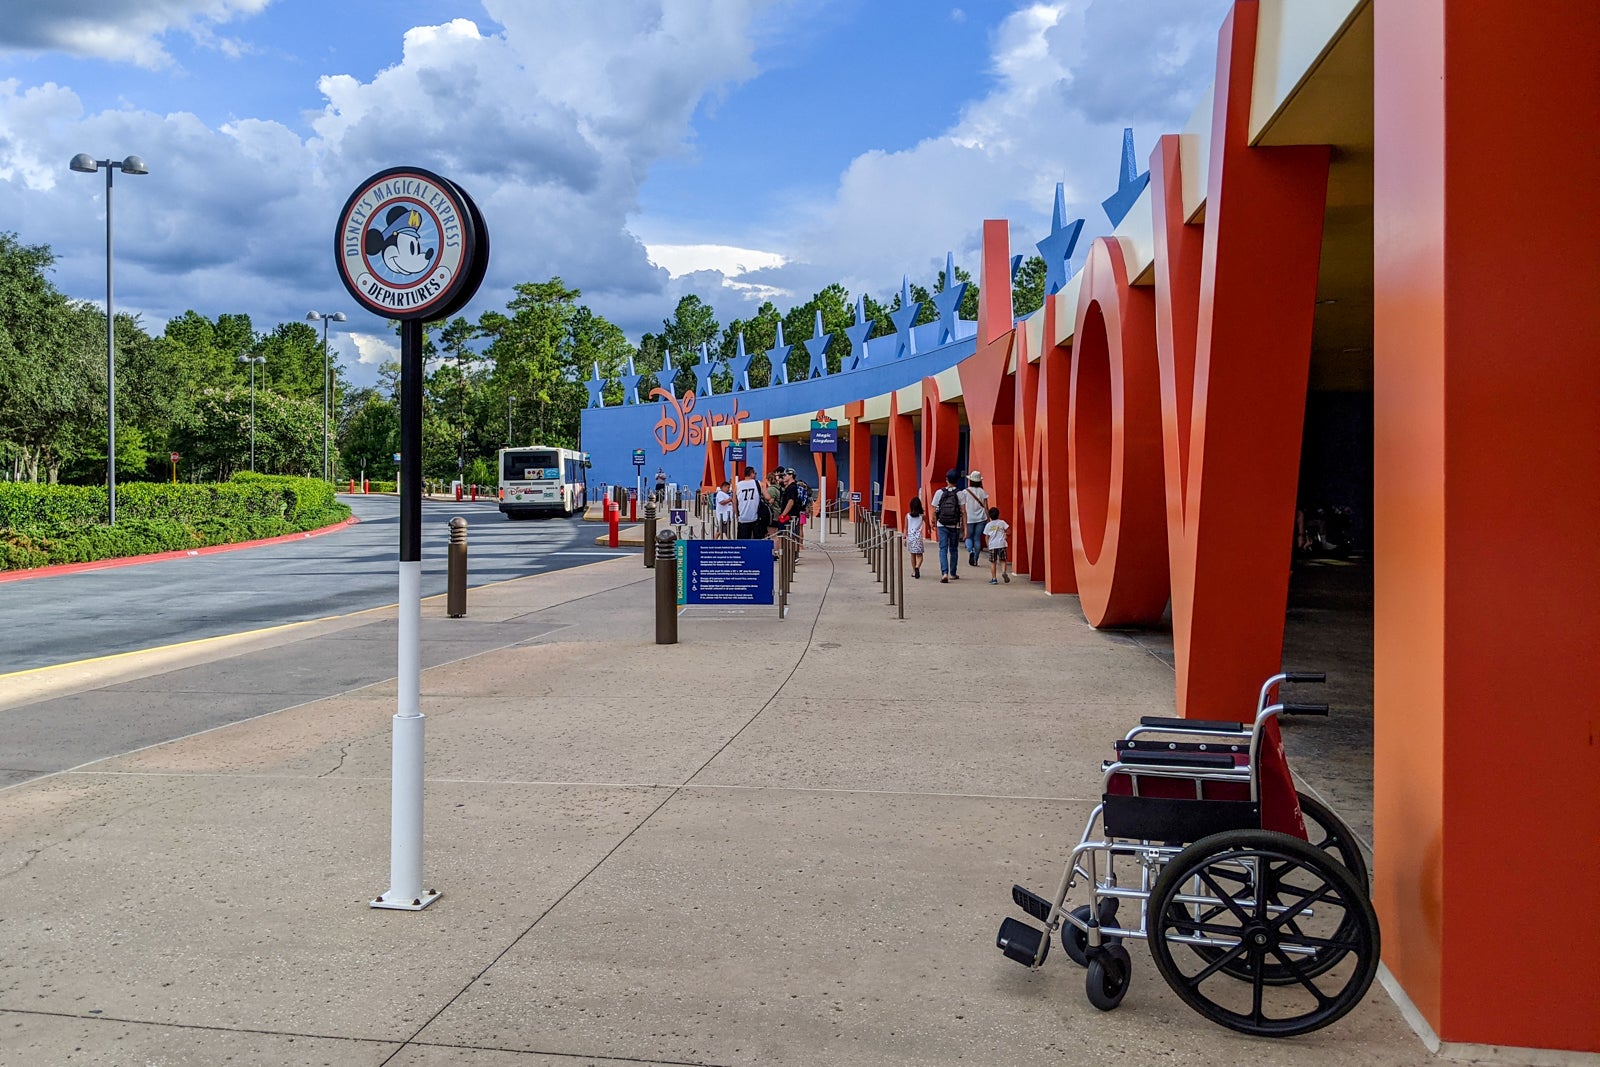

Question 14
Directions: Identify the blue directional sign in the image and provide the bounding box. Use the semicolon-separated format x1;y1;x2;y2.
632;448;646;466
810;420;838;453
670;509;687;526
728;443;746;463
851;491;862;504
676;540;775;606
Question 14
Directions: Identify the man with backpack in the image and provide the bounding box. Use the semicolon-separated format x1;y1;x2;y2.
930;469;967;582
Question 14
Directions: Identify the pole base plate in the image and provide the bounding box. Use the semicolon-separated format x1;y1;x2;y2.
370;888;441;911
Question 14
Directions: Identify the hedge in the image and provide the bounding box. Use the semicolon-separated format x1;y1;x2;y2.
0;474;351;572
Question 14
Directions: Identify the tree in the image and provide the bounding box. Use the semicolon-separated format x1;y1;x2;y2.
340;388;399;481
1012;255;1048;317
478;278;584;451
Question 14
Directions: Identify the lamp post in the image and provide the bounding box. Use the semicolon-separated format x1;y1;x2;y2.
70;152;147;525
306;310;346;482
508;394;515;445
237;354;266;472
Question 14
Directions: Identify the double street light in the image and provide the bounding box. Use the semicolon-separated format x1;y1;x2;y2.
70;152;147;525
306;310;346;482
238;354;266;472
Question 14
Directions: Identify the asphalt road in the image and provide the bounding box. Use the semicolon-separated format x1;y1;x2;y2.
0;494;632;674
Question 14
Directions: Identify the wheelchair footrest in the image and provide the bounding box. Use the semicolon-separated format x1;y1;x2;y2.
997;917;1049;967
1011;884;1052;923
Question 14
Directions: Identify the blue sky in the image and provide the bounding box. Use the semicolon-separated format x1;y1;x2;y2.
0;0;1231;386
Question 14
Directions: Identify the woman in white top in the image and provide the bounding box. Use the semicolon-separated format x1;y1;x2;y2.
963;470;990;566
904;496;926;579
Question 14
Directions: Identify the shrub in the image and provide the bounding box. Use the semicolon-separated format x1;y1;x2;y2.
0;477;351;571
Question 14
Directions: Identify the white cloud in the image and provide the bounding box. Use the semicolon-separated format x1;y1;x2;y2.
350;331;398;368
646;243;785;279
0;0;273;69
741;0;1231;302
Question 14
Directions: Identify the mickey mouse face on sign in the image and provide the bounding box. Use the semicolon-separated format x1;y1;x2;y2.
335;166;485;321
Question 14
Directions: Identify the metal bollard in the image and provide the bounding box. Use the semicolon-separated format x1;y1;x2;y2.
607;499;620;548
655;529;678;644
446;517;468;618
897;534;905;620
643;501;658;569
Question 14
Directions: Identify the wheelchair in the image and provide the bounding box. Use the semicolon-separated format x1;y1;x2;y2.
995;672;1379;1037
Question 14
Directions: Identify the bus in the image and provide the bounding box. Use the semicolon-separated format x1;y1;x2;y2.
498;445;589;519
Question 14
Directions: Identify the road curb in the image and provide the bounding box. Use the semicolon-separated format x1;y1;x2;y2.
0;515;361;584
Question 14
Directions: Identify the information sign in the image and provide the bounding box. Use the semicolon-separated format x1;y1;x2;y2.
670;509;687;526
676;540;775;606
851;491;862;504
809;420;838;453
632;449;646;466
728;443;746;463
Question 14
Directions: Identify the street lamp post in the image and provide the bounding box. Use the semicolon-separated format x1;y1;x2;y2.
238;354;266;471
70;152;147;525
306;310;346;482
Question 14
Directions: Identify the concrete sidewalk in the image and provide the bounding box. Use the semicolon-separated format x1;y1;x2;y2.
0;543;1431;1066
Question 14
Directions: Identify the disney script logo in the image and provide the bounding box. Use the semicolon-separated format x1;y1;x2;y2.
653;389;749;453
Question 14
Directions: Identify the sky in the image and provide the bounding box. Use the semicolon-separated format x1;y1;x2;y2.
0;0;1234;387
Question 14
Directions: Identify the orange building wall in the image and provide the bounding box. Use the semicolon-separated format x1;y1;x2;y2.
1374;0;1600;1050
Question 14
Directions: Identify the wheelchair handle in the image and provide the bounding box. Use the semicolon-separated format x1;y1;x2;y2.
1284;671;1325;684
1282;702;1329;716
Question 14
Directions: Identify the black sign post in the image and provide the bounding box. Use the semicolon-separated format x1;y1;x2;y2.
336;166;489;912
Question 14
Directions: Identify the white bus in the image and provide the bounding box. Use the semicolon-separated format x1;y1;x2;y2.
498;445;589;519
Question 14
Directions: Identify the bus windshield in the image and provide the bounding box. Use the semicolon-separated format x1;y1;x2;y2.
503;449;559;481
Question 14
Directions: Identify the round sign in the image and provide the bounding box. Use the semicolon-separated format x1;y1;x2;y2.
334;167;482;321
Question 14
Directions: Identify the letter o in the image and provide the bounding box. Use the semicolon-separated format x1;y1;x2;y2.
1068;237;1171;626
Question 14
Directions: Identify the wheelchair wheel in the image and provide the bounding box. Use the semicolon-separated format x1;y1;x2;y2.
1085;943;1132;1011
1182;792;1369;985
1297;791;1369;889
1148;830;1379;1037
1061;898;1120;968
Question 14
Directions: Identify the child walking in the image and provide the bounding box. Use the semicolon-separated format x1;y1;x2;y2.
984;506;1011;584
905;497;926;578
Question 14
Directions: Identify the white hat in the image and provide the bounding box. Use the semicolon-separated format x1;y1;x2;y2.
968;470;982;483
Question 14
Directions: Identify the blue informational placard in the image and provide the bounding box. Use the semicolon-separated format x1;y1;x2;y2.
728;444;746;463
678;540;775;606
632;448;646;466
810;421;838;453
851;491;862;503
670;509;687;525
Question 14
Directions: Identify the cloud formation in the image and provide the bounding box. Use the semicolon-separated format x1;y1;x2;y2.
0;0;271;69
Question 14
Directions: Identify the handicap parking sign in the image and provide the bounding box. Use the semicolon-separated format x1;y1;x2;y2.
670;509;687;525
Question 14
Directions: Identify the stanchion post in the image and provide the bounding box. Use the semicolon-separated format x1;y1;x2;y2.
655;529;678;644
643;501;657;569
897;534;905;620
446;517;468;618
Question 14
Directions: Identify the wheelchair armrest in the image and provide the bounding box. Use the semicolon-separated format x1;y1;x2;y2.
1137;716;1248;734
1113;750;1240;770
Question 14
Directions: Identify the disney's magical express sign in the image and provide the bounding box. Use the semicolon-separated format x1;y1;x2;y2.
334;166;488;321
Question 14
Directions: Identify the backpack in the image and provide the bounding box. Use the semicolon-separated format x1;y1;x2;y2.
935;488;963;528
795;481;811;509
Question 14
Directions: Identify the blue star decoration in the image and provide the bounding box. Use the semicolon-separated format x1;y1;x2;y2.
802;309;833;379
765;321;793;387
1036;182;1084;297
619;357;643;405
843;294;873;371
585;362;606;408
1101;127;1150;229
693;342;718;397
656;349;676;397
930;251;968;345
728;332;754;391
889;275;920;359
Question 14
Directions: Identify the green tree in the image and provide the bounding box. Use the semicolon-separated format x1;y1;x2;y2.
478;278;585;450
1012;255;1048;317
340;388;399;481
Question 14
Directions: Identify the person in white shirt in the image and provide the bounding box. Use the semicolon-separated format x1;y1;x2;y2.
963;470;990;567
735;466;763;539
714;480;733;538
983;505;1011;584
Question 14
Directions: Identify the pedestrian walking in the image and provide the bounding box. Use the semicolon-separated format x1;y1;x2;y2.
931;469;967;582
654;467;668;503
983;506;1011;584
905;496;926;578
963;470;990;566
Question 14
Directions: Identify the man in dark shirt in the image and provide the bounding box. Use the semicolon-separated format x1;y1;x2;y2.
777;468;802;556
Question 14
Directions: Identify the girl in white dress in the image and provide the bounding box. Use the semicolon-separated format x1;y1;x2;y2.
904;496;926;579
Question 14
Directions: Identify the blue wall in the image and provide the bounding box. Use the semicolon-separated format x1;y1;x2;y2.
580;319;977;496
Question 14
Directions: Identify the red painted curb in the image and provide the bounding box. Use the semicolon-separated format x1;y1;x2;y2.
0;516;361;583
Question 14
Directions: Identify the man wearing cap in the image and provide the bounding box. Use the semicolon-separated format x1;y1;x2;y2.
963;470;990;567
930;469;967;582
